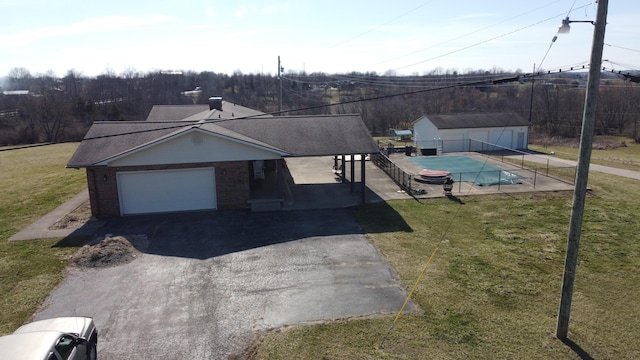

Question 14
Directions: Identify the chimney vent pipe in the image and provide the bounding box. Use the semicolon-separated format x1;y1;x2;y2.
208;96;223;111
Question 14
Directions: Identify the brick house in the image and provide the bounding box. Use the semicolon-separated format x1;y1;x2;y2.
67;98;379;217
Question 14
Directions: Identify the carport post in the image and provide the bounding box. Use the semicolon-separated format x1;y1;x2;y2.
350;154;355;192
341;155;346;183
361;154;366;204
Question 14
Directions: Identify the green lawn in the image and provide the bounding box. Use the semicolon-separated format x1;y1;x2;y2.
0;143;86;334
530;136;640;172
247;154;640;358
2;141;639;358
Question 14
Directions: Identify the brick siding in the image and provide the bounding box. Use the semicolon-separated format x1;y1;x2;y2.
86;161;250;218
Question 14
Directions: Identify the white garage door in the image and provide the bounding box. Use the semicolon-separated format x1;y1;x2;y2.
491;130;513;150
117;168;217;215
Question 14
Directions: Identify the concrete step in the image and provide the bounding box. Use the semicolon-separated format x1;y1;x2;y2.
248;198;284;212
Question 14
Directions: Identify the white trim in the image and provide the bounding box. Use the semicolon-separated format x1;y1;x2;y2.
98;127;289;166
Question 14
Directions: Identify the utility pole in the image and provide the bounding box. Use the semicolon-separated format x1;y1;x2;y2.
278;56;283;113
556;0;608;340
529;63;535;124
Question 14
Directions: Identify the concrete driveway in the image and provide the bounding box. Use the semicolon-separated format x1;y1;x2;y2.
34;209;414;359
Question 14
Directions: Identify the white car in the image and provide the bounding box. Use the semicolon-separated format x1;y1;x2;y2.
0;317;98;360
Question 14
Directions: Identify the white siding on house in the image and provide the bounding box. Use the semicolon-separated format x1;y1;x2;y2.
109;129;282;167
413;116;440;150
468;131;489;151
440;130;466;153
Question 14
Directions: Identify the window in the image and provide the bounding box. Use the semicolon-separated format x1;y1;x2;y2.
55;335;76;359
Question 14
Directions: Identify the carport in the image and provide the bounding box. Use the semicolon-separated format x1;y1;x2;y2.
225;115;380;211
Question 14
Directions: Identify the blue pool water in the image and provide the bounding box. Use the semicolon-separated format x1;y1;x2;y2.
409;155;523;186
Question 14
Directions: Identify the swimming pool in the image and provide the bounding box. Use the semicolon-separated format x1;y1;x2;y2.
409;155;523;186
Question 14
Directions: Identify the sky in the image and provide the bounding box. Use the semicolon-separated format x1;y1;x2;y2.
1;0;639;79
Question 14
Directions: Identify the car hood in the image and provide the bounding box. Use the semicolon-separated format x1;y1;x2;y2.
14;317;95;338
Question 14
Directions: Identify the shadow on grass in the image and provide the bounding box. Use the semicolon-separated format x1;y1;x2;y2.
446;194;465;204
354;201;413;234
53;235;91;248
560;338;594;360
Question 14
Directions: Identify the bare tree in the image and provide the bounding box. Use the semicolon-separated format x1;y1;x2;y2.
19;91;71;142
7;67;32;90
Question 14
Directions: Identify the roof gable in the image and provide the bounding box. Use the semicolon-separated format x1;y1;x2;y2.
108;128;287;166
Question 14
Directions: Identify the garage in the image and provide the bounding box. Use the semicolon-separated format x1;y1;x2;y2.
412;113;529;153
117;168;217;215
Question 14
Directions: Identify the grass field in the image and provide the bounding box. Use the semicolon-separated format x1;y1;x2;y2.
0;143;86;334
1;141;639;359
530;136;640;172
246;150;640;358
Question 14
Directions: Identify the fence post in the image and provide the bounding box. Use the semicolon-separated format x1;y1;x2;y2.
498;171;502;191
534;168;537;189
458;172;462;192
521;154;525;169
546;159;550;176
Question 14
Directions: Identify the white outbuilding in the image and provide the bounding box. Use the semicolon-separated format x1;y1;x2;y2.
413;112;530;154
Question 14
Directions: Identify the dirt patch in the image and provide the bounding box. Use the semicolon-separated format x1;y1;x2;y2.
50;200;94;230
71;235;149;268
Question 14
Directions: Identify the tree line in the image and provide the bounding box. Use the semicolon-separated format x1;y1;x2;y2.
1;66;639;146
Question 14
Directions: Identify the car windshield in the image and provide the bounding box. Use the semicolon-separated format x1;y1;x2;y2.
55;334;76;359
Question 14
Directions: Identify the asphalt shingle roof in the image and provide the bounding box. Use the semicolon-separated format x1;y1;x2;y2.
146;101;271;122
67;114;379;167
216;114;379;157
146;105;210;121
420;112;530;129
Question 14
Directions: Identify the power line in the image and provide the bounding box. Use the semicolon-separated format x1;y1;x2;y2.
604;43;640;53
390;10;585;72
363;0;570;72
76;65;636;142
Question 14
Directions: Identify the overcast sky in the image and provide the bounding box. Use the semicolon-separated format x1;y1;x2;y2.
1;0;638;78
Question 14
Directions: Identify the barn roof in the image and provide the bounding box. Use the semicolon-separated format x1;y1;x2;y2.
418;112;530;129
67;114;379;167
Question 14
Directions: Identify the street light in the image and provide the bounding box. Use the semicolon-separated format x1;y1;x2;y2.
555;0;608;340
557;17;595;34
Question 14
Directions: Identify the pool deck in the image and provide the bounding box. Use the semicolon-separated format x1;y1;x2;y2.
387;152;576;198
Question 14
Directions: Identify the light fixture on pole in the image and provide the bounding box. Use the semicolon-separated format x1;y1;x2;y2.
557;16;595;34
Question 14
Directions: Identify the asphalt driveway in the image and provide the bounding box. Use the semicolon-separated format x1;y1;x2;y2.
34;209;414;359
